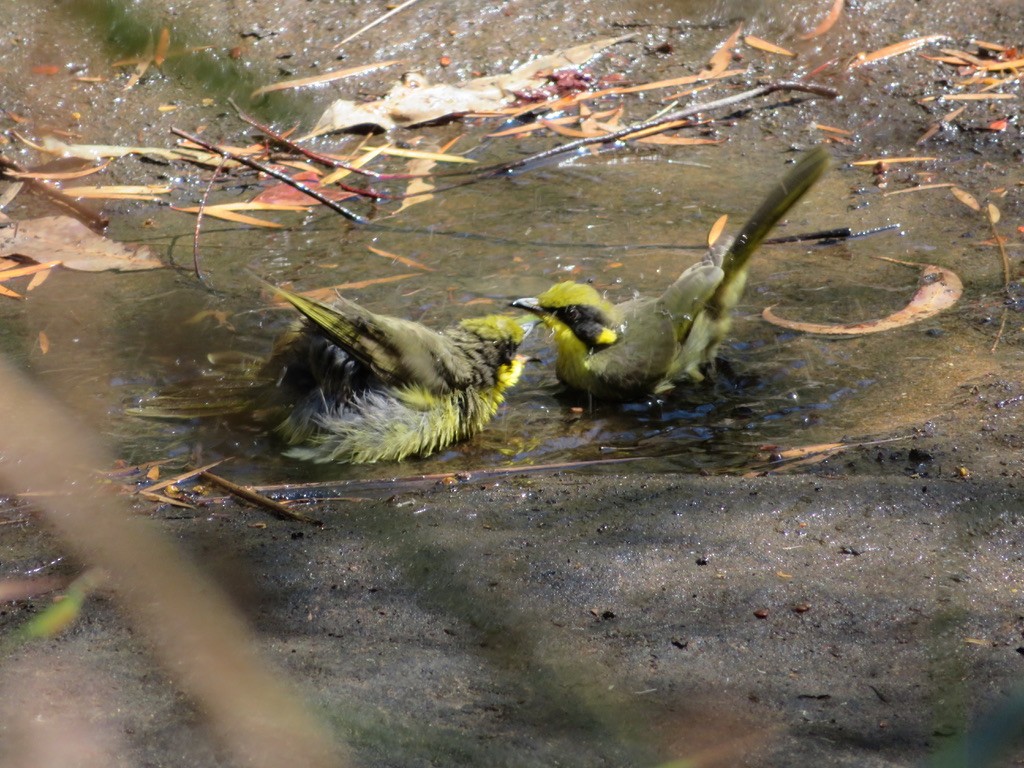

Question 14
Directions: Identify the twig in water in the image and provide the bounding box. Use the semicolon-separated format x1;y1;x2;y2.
201;470;323;526
477;80;839;177
231;101;409;184
193;154;229;283
170;128;371;224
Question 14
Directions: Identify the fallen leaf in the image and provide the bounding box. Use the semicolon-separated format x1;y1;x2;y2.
636;136;724;146
800;0;844;39
367;245;434;271
320;143;387;185
172;205;290;228
32;135;214;164
979;57;1024;71
5;161;110;180
707;214;728;247
65;184;172;201
762;258;962;335
704;24;743;76
744;35;796;57
38;330;50;354
0;261;62;282
0;216;162;271
26;267;52;291
361;145;476;163
940;92;1016;101
850;156;936;165
812;123;853;136
987;203;1001;225
950;186;981;211
309;35;634;134
292;273;419;302
848;34;949;68
390;141;447;217
153;27;171;67
882;183;955;197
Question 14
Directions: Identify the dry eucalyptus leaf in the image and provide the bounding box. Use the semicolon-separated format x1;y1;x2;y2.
0;216;163;272
950;186;981;212
309;34;634;135
762;259;962;335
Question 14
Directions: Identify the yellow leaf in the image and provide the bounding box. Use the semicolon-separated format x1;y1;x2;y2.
172;206;284;228
362;145;477;164
707;214;728;247
0;261;63;282
850;156;936;165
987;203;1001;225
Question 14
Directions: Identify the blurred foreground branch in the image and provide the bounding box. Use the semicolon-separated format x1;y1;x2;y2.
0;357;348;768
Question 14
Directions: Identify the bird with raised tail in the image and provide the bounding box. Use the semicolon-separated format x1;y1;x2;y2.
511;146;830;402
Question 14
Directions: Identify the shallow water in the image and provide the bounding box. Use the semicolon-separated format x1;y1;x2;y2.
1;0;1017;484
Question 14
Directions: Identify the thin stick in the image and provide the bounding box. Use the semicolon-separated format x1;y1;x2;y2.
170;128;371;224
988;204;1010;352
335;0;423;48
477;80;839;177
232;101;407;182
193;153;228;283
201;471;323;526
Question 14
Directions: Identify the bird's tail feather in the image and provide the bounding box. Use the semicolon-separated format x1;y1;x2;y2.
711;145;830;311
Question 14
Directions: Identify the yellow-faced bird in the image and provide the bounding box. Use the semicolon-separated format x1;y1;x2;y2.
511;146;829;401
137;286;527;464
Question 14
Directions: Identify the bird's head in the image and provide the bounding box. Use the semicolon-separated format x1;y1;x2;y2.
458;315;526;358
511;282;620;350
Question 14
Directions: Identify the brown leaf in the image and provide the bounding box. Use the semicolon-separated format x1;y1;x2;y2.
800;0;844;39
38;331;50;355
0;216;162;272
153;27;171;67
950;186;981;211
705;24;743;76
366;246;433;271
762;259;962;335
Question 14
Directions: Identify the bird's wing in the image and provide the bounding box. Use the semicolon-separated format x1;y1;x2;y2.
585;298;679;396
657;257;725;343
709;145;830;315
271;286;471;394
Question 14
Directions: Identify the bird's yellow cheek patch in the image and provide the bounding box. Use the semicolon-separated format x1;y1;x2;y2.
595;328;618;346
499;358;526;390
